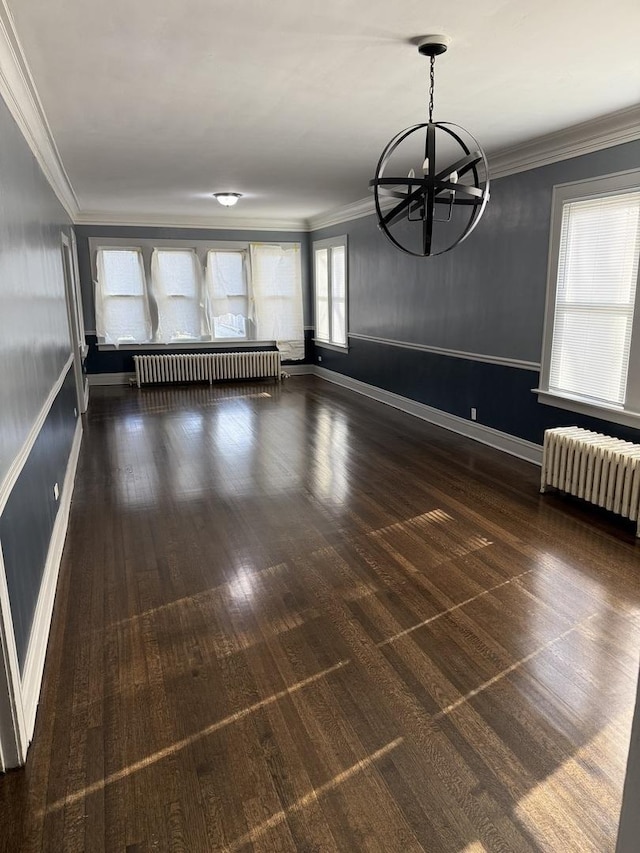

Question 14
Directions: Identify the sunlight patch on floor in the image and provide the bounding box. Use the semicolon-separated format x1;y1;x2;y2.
377;569;533;647
102;561;290;633
514;718;629;852
225;737;404;852
369;508;453;538
432;614;598;722
41;659;350;817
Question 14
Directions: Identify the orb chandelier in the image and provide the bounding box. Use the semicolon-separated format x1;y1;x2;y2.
369;35;490;257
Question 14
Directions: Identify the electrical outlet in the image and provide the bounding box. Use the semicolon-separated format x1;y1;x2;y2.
73;407;77;418
53;482;59;501
318;355;322;362
470;407;477;421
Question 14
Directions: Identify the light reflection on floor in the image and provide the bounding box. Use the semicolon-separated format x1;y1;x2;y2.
312;407;350;505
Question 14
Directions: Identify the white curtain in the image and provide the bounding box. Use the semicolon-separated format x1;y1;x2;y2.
95;248;151;345
205;250;248;338
151;249;208;342
249;243;304;360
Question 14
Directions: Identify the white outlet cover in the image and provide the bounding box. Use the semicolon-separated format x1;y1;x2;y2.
53;483;59;500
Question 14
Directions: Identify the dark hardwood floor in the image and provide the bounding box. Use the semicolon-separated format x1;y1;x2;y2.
1;376;639;852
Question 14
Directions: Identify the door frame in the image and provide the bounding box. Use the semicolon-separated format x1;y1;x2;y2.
61;231;88;414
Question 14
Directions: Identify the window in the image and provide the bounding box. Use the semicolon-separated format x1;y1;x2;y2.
206;250;248;339
95;248;151;344
314;236;348;349
538;170;640;427
92;239;305;359
250;243;304;360
151;249;203;342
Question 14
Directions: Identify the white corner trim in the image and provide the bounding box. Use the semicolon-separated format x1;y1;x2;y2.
0;355;74;516
96;339;275;352
0;542;27;768
489;104;640;180
314;339;350;354
533;388;640;430
315;366;543;466
0;2;79;219
88;372;136;386
347;332;541;371
74;210;307;232
307;195;394;232
21;417;82;744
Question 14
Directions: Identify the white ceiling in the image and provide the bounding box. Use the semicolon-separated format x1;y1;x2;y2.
6;0;640;225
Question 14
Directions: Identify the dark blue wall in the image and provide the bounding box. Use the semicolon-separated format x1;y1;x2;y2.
0;86;76;682
312;139;640;446
317;338;640;446
0;366;77;670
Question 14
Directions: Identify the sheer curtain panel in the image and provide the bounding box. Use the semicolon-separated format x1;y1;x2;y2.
151;249;207;343
95;248;151;345
249;244;304;360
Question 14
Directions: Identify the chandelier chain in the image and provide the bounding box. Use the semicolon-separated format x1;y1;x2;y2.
428;55;435;123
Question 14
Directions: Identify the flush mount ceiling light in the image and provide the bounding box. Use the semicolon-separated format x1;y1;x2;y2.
369;35;490;257
213;192;243;207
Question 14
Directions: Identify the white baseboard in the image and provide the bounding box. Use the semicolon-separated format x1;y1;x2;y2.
21;417;83;742
283;364;315;375
314;367;543;466
88;372;135;386
0;542;27;769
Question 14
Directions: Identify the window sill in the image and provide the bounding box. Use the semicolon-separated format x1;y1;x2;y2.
314;339;349;353
97;340;275;352
533;388;640;430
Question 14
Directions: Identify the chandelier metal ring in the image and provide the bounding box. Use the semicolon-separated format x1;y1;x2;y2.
371;121;490;257
369;35;490;258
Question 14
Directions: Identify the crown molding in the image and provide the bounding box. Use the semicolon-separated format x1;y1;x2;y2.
306;195;400;232
1;3;636;238
0;1;79;219
488;104;640;180
73;210;308;232
307;105;640;232
307;196;376;232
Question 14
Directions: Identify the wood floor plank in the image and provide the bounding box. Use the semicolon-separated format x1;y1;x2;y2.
1;377;639;852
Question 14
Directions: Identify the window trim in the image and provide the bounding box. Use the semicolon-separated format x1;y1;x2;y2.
313;235;349;351
536;168;640;428
90;237;303;350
